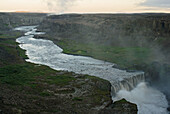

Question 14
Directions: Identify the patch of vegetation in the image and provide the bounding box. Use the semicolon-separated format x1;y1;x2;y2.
56;40;153;69
0;34;58;86
115;98;127;103
72;97;83;101
0;39;16;45
0;31;22;39
0;31;26;66
0;63;55;85
40;91;52;97
16;46;28;59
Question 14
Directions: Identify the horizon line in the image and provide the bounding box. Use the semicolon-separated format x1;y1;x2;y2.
1;11;170;15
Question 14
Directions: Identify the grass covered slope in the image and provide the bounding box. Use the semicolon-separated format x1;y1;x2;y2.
0;63;111;113
0;37;25;67
54;39;153;69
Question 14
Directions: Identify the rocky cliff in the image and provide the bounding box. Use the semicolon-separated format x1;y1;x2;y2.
0;12;46;31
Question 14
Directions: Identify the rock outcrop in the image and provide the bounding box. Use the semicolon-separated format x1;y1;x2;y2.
100;99;138;114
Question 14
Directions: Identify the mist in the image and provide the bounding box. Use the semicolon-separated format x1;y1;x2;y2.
113;82;169;114
43;0;79;13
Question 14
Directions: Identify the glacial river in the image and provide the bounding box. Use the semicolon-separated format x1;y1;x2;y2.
15;26;168;114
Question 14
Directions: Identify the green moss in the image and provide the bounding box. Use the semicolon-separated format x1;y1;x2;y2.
0;31;26;66
116;98;127;103
72;97;83;101
0;32;22;39
45;75;76;86
40;91;52;97
0;64;34;85
0;39;16;45
0;63;78;87
0;34;9;38
16;46;28;59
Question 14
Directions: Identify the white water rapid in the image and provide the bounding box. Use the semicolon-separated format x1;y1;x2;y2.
15;26;169;114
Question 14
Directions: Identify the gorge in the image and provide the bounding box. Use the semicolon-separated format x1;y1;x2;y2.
15;26;169;114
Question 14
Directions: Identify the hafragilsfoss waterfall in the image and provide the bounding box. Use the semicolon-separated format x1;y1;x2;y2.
15;26;169;114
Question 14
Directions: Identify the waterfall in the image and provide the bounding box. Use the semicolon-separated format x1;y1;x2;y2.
111;73;145;96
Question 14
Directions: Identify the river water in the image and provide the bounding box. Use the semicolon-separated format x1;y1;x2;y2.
15;26;169;114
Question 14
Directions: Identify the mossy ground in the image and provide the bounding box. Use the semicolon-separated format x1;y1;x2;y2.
0;31;22;39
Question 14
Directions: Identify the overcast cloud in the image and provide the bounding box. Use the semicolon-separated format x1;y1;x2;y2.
139;0;170;8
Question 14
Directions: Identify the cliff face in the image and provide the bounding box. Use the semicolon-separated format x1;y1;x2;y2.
100;99;138;114
39;14;170;47
0;13;46;31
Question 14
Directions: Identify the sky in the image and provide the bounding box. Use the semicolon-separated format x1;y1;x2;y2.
0;0;170;13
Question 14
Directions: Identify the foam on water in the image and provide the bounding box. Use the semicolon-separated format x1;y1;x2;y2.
113;82;168;114
15;26;169;114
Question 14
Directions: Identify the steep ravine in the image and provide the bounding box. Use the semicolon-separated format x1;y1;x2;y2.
15;26;169;114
